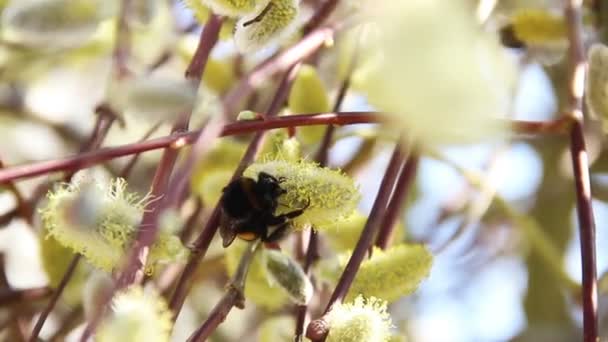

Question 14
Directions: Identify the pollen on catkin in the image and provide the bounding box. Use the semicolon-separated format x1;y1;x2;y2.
325;295;393;342
234;0;299;53
345;244;433;303
97;286;172;342
243;159;360;230
40;178;187;273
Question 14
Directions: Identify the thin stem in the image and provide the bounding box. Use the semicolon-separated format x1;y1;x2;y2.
0;160;31;222
302;0;339;34
186;241;260;342
223;27;334;115
307;144;406;340
0;286;51;307
28;255;81;342
113;0;133;78
295;60;353;341
185;15;223;80
119;120;164;178
375;155;419;249
564;1;598;341
169;64;302;320
294;229;318;342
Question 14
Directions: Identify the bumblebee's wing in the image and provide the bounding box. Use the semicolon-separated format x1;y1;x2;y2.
219;210;238;247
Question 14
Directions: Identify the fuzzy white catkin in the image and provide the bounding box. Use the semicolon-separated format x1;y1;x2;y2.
234;0;300;53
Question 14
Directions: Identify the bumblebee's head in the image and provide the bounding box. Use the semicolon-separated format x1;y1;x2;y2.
256;172;286;199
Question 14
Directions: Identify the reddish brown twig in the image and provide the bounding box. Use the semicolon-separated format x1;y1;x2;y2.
28;255;81;342
564;1;598;341
223;27;334;115
0;286;51;307
302;0;339;34
0;112;379;184
118;120;164;179
0;160;31;222
306;144;406;340
186;241;259;341
0;115;573;185
375;154;419;249
185;15;223;80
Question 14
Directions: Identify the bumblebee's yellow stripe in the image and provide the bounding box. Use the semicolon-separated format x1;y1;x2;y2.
238;232;257;241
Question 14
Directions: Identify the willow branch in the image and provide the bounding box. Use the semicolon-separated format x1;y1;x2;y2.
307;144;406;340
564;1;598;341
0;114;569;184
374;154;419;249
28;255;81;342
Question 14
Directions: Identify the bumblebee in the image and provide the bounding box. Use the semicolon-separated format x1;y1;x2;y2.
219;172;309;247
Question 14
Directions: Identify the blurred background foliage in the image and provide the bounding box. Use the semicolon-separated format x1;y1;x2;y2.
0;0;606;341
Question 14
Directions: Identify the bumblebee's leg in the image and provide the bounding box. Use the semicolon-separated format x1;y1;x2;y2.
268;198;311;224
265;223;292;243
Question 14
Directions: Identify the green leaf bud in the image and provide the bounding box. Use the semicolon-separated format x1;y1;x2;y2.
287;65;330;145
224;240;288;309
237;110;258;121
263;249;313;305
39;178;188;273
243;159;360;229
234;0;299;53
326;295;393;342
97;286;172;342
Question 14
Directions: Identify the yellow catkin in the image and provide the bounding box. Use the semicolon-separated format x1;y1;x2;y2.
40;178;187;273
326;295;393;342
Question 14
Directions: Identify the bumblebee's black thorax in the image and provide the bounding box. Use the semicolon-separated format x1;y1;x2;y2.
221;177;278;218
